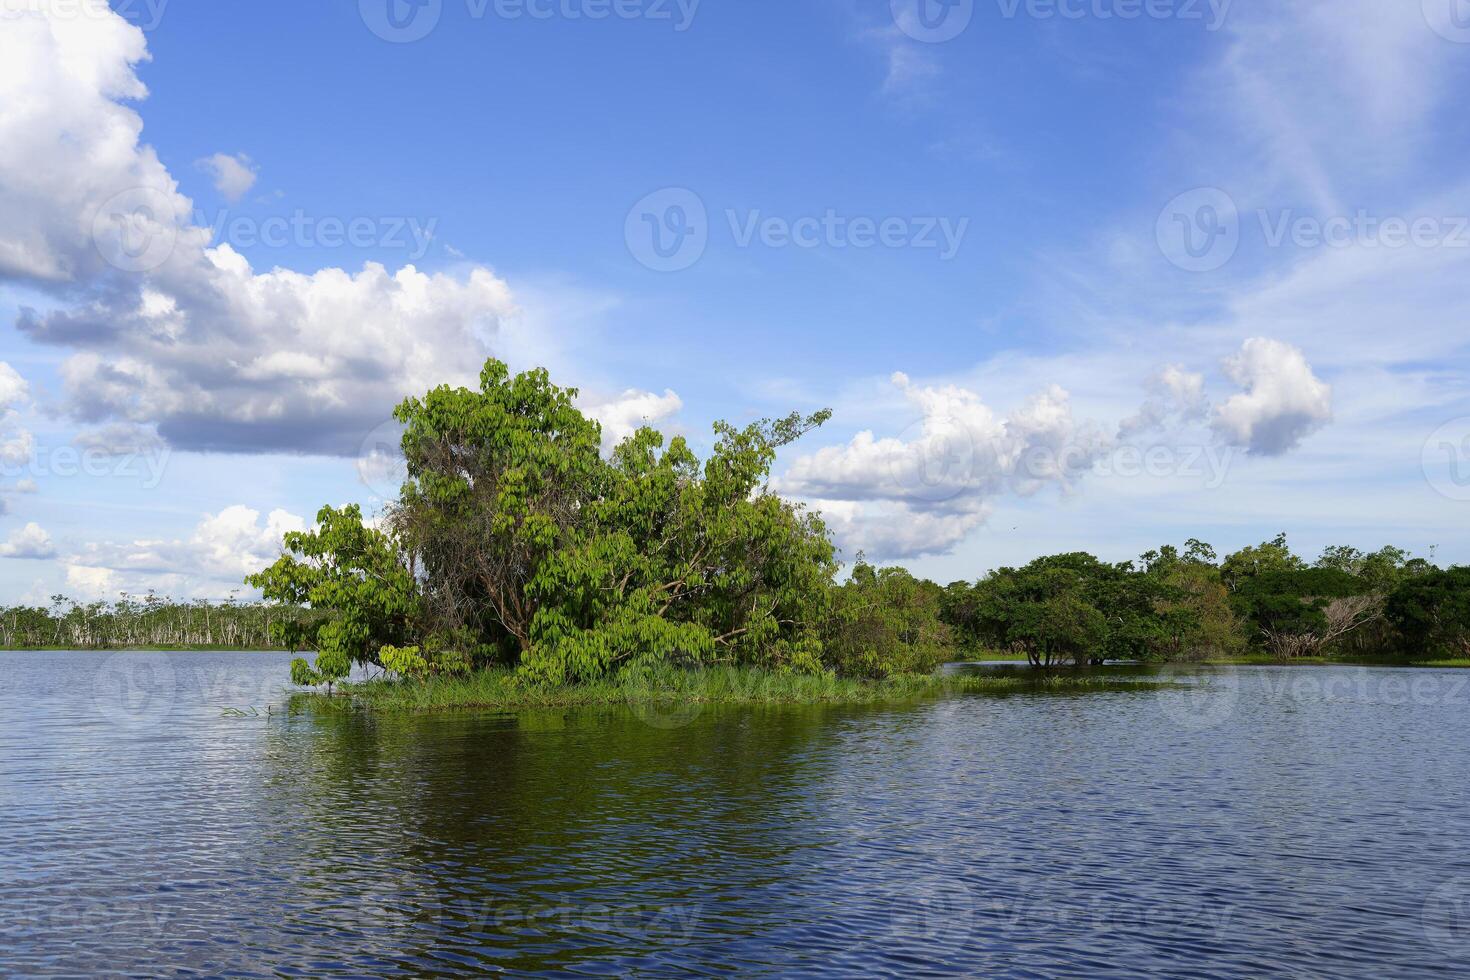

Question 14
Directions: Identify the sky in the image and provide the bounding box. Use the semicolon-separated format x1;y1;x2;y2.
0;0;1468;602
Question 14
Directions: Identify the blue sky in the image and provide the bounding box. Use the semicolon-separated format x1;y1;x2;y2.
1;0;1468;601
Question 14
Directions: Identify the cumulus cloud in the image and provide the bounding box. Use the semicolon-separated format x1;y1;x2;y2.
64;504;306;598
1;2;517;455
0;522;56;559
0;361;34;470
1120;364;1208;436
582;388;683;454
779;373;1111;560
1213;338;1332;455
196;152;257;202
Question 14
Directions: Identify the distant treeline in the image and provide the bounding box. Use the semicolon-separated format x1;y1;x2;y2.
934;538;1470;666
0;596;322;651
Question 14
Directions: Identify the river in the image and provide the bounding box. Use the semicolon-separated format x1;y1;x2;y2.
2;651;1469;976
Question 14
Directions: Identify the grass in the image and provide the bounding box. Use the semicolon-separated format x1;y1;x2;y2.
291;664;1176;715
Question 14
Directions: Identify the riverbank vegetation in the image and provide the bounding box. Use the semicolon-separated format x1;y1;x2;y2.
247;359;1470;709
294;665;1169;714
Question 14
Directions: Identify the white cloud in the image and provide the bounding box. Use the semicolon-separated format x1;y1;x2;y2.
196;152;257;202
1120;364;1208;437
779;372;1112;560
64;563;116;600
1213;338;1332;456
0;362;29;408
1;1;518;455
0;522;56;559
582;388;683;454
0;361;34;470
64;504;307;597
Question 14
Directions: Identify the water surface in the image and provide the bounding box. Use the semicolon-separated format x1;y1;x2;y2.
3;651;1469;977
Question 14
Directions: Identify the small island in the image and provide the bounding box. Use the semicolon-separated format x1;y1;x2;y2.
200;359;1470;714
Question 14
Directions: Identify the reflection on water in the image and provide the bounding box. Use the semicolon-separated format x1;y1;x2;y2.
3;651;1470;976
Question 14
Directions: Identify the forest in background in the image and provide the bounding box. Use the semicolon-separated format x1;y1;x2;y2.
0;595;321;651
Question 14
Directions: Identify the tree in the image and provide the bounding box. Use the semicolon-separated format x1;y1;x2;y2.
246;505;420;689
1386;567;1470;658
388;360;606;666
1231;567;1375;658
823;561;953;678
1221;534;1303;592
521;411;836;683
